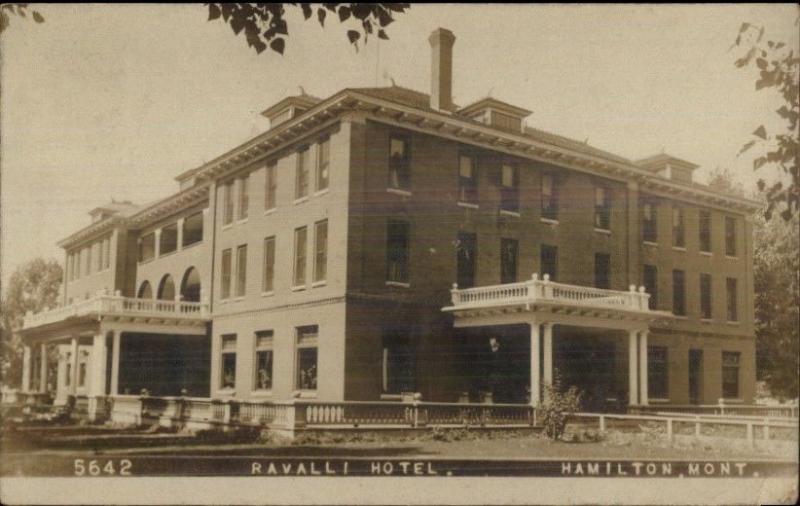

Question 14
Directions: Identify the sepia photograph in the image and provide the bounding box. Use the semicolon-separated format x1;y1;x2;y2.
0;3;798;505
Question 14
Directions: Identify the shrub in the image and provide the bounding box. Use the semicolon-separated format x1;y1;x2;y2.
539;369;583;441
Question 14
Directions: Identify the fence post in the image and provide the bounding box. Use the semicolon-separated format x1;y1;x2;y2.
763;421;770;441
599;415;606;432
746;423;754;448
694;420;701;437
222;401;231;425
412;402;419;428
666;419;673;443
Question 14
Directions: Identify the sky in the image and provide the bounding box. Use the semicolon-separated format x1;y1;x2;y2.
1;4;798;292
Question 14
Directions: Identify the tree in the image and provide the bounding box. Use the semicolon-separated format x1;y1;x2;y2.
0;258;62;388
706;166;747;197
753;211;799;399
206;3;410;55
0;3;44;33
732;18;800;221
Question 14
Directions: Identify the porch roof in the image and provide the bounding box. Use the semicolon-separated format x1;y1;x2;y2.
443;275;674;330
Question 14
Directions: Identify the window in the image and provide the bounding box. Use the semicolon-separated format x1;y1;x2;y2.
264;162;277;211
700;273;712;319
316;137;330;191
65;354;72;387
313;220;328;283
594;253;610;289
160;223;178;255
254;330;273;390
220;334;237;389
672;205;685;248
643;265;658;309
457;154;478;204
388;135;410;191
672;269;686;316
235;244;247;297
594;185;611;230
540;244;558;281
238;175;249;220
541;173;559;220
103;237;111;269
500;164;519;213
182;212;204;247
295;147;310;200
386;220;410;284
221;248;232;299
456;232;477;289
501;239;519;284
222;180;234;225
292;227;308;287
296;325;318;390
262;236;275;293
725;216;737;256
726;277;738;322
722;351;740;398
699;210;712;253
78;360;87;388
648;346;669;399
642;197;657;243
382;328;416;394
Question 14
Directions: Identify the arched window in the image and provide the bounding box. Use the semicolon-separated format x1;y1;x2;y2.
180;267;202;303
137;281;153;299
157;274;176;301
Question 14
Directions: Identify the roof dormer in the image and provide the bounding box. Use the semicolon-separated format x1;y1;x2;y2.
636;153;699;184
260;94;321;129
458;97;532;134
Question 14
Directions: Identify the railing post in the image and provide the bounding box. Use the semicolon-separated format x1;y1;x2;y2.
718;398;725;416
542;274;552;298
599;414;606;432
222;401;232;425
412;401;419;428
763;421;770;441
666;418;673;443
746;423;754;448
450;283;459;306
694;418;701;437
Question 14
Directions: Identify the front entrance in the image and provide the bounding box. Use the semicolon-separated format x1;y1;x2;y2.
457;325;530;404
556;334;620;412
118;333;210;397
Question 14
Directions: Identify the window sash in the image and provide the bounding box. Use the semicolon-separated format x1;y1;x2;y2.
672;270;686;315
313;220;328;283
388;136;410;190
642;200;657;242
725;217;736;256
700;274;712;319
235;245;247;297
726;278;738;321
722;352;740;398
238;176;249;220
541;245;558;281
594;186;611;230
221;249;232;299
160;224;178;255
316;138;330;191
223;181;234;225
699;211;712;252
643;265;658;309
456;232;477;289
254;349;273;390
382;334;416;394
386;221;410;283
458;155;478;203
265;163;277;210
293;227;308;287
139;234;155;262
500;239;518;284
672;207;685;247
262;236;275;292
295;149;309;199
648;346;669;399
541;174;558;219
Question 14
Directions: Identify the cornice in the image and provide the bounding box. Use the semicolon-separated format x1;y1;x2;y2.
126;184;210;229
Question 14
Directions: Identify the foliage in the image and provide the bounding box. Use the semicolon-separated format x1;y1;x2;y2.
0;258;62;387
732;18;800;221
753;211;799;399
0;3;44;33
206;3;410;55
539;369;583;441
706;166;747;198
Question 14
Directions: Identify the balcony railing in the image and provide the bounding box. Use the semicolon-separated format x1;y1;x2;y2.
444;273;651;313
23;290;210;330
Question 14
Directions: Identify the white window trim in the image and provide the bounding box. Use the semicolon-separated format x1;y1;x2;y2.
386;188;412;197
500;209;521;218
725;255;738;260
457;201;479;210
700;250;713;257
293;196;310;206
593;227;611;235
643;241;659;247
385;281;410;288
672;246;687;252
314;188;331;198
540;217;559;225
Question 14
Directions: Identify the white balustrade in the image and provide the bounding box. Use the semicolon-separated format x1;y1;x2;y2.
447;275;652;313
23;294;210;329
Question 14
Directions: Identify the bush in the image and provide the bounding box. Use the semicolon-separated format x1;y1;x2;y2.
539;369;583;441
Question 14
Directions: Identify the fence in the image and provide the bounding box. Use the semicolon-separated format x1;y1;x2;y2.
573;412;798;447
631;403;799;419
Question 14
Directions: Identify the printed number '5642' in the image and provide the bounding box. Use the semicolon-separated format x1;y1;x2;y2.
73;459;132;476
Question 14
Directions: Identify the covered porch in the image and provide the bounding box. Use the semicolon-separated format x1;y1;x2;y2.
443;274;672;411
18;290;211;421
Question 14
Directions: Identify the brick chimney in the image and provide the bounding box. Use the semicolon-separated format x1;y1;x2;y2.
429;28;456;112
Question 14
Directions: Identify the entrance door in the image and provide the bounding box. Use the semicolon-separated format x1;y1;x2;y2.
558;338;616;412
688;349;703;404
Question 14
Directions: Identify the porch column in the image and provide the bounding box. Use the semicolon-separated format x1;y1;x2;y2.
87;332;108;421
638;330;649;406
542;323;554;388
39;343;48;393
110;331;121;395
628;330;638;405
69;337;79;396
21;345;32;392
529;322;541;407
